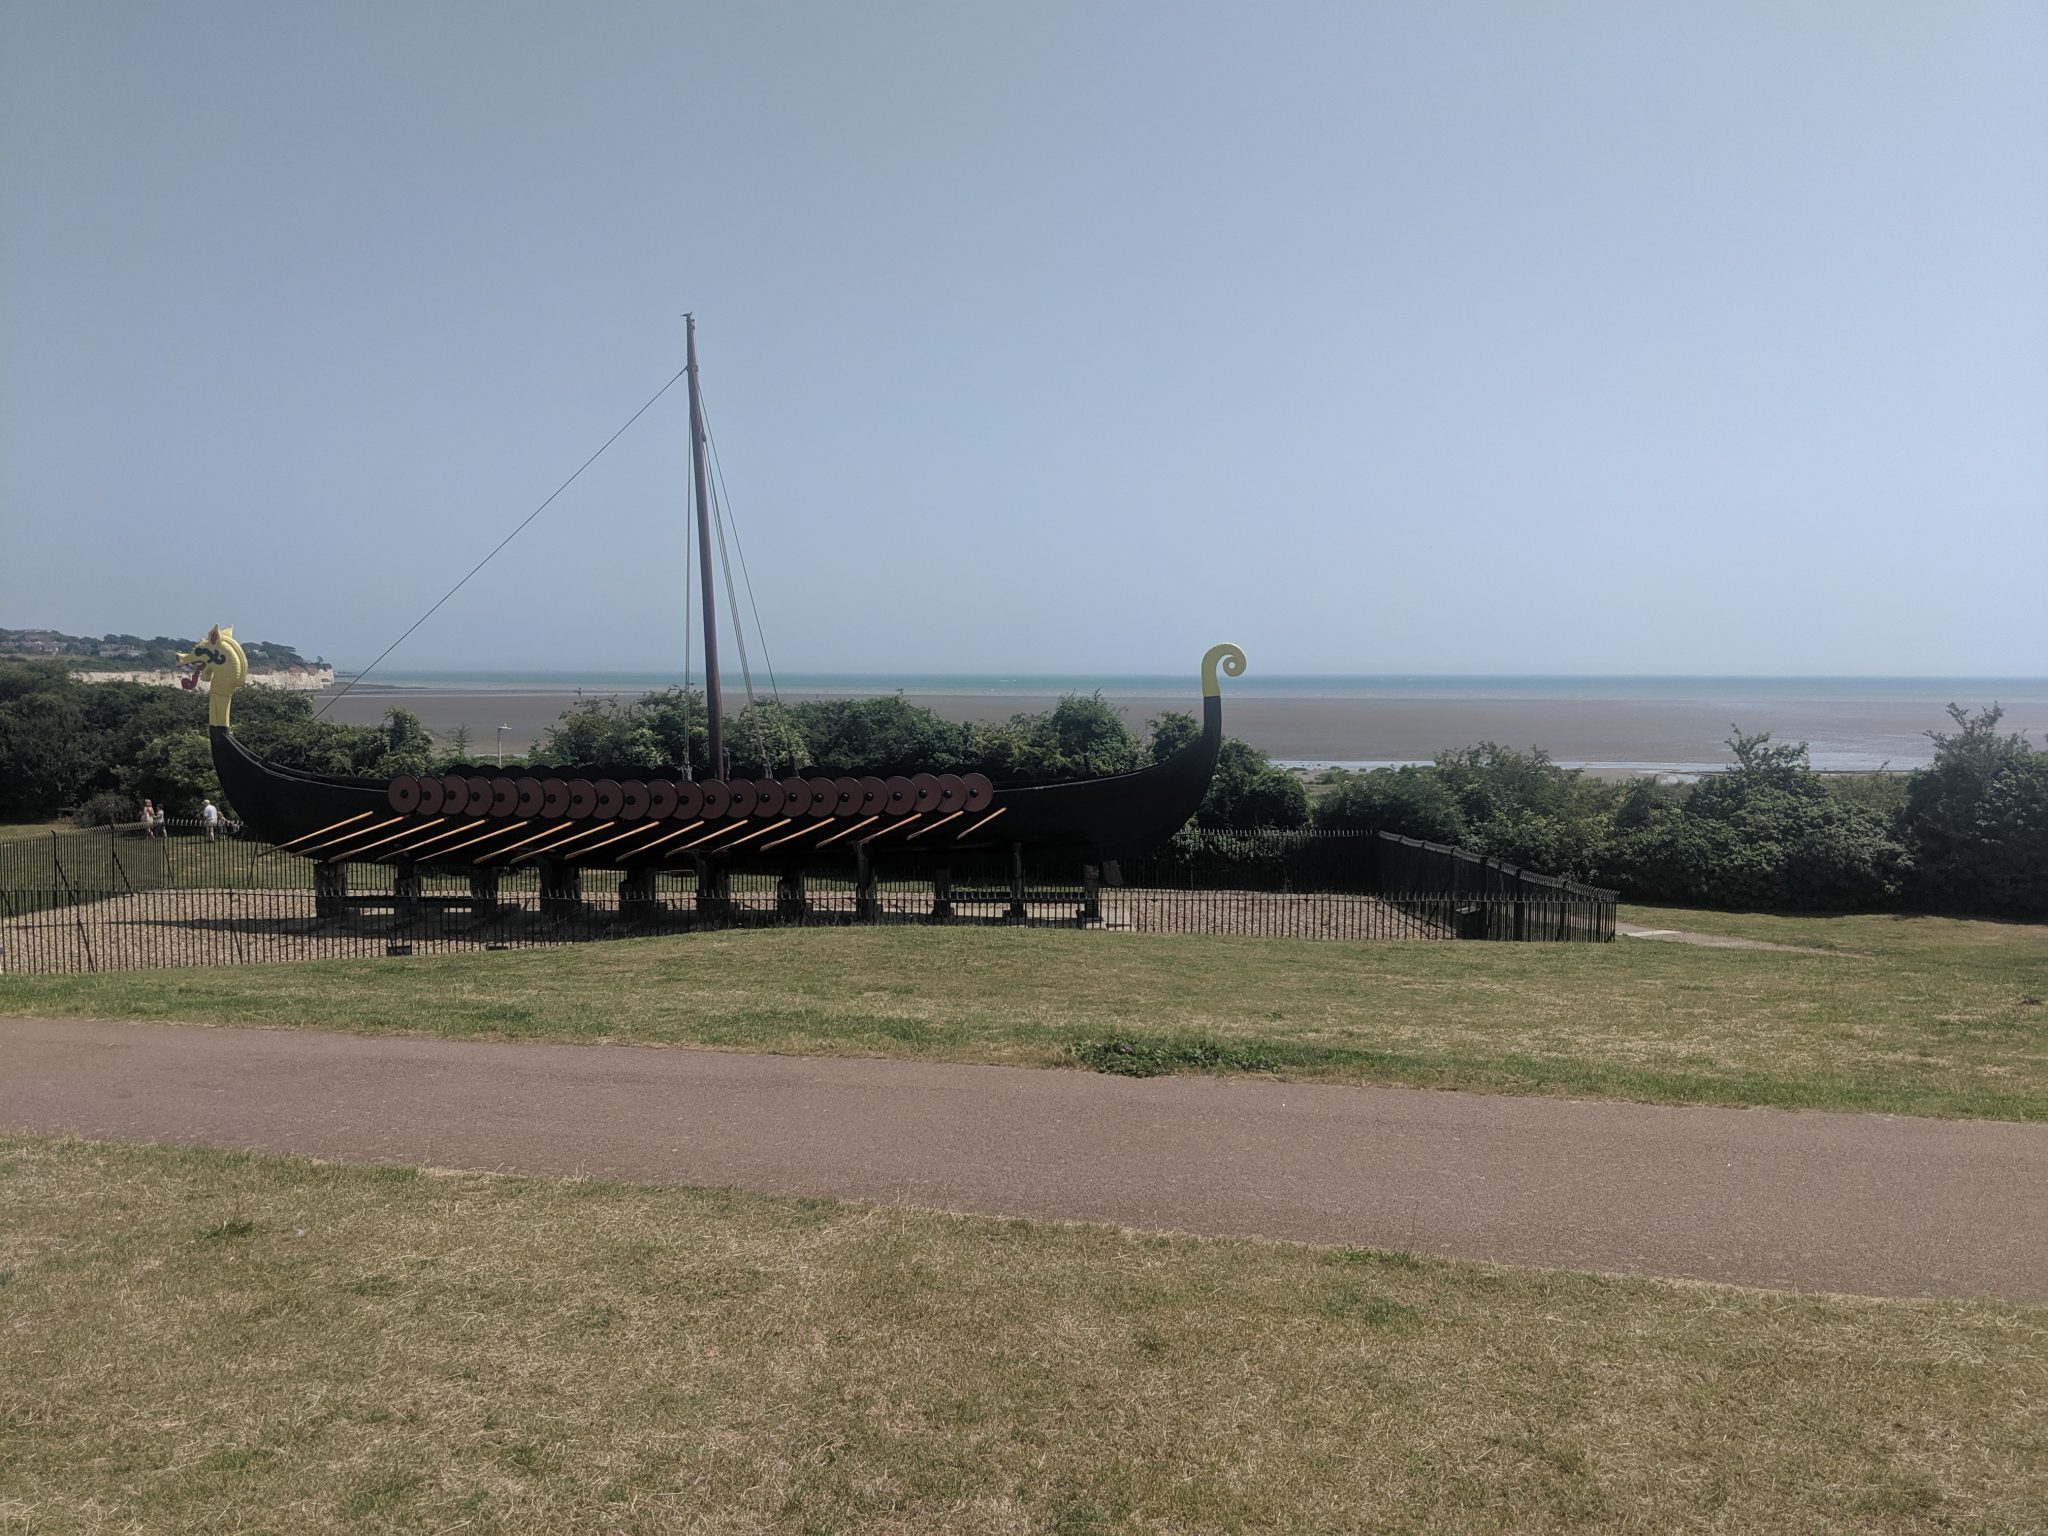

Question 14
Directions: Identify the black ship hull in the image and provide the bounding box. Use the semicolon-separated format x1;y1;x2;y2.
212;693;1227;873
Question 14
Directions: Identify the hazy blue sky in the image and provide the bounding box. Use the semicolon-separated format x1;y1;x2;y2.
4;1;2043;678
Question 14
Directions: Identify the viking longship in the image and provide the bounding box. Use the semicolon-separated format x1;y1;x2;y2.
181;319;1244;881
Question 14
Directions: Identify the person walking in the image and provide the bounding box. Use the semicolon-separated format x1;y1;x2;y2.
139;799;159;838
200;799;221;842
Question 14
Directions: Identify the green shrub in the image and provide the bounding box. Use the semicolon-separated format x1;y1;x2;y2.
1311;767;1466;844
1595;731;1909;910
70;789;138;827
1904;706;2048;916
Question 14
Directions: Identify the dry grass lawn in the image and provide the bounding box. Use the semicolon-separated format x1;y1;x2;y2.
2;1135;2041;1534
3;907;2043;1118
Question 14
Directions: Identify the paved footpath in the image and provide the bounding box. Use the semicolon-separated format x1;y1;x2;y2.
3;1016;2043;1302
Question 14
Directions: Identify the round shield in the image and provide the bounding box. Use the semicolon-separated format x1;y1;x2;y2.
778;777;811;817
387;776;421;814
700;779;730;819
673;780;704;819
593;779;624;818
911;773;942;812
540;779;570;817
620;781;650;820
566;779;597;818
885;776;916;815
515;778;545;818
832;777;862;816
439;775;469;817
808;777;839;818
935;774;967;814
858;776;889;815
962;773;994;814
647;780;677;819
416;776;446;815
490;778;518;817
725;779;756;817
751;778;784;817
466;778;494;816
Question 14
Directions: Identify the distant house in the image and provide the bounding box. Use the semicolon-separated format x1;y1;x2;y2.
96;643;144;659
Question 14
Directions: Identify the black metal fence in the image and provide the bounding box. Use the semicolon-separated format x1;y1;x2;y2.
0;823;1614;975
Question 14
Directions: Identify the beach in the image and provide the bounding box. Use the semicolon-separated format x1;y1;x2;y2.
309;677;2048;773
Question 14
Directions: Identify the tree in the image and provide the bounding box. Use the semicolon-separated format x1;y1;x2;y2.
726;700;812;777
1147;710;1201;763
1201;739;1309;828
0;661;101;817
1597;728;1909;909
631;687;711;771
1431;743;1612;880
972;694;1148;782
372;708;437;777
786;695;968;776
1311;767;1466;844
1904;705;2048;916
119;729;221;816
529;698;661;768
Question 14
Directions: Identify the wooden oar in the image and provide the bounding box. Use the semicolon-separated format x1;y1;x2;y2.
292;816;405;858
257;810;377;857
953;807;1007;840
904;810;964;841
815;815;879;849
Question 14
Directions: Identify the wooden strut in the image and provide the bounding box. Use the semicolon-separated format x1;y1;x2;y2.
258;810;377;856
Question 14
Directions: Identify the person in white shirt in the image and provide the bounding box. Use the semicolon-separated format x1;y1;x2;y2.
200;800;221;841
139;799;159;838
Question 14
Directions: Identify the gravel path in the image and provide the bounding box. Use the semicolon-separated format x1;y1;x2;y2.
4;1016;2041;1301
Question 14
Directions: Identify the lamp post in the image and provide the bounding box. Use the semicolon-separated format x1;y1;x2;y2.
496;725;510;766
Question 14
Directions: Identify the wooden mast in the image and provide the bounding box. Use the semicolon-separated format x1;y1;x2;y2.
686;313;724;777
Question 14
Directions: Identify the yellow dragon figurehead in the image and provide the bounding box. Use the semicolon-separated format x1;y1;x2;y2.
177;625;249;728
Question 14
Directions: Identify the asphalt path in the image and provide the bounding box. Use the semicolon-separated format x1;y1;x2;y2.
4;1016;2042;1302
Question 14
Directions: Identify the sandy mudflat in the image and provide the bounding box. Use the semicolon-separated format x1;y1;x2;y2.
312;684;2048;770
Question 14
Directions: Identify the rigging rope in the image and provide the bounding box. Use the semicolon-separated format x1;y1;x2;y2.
702;402;781;703
316;367;690;720
680;421;695;779
709;475;756;706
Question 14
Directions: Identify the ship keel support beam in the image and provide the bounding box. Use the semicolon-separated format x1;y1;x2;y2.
620;867;658;911
776;871;808;921
695;857;731;924
854;847;880;922
537;857;581;920
1006;843;1028;924
315;862;347;920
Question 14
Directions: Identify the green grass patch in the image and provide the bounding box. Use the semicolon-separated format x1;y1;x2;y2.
2;1135;2040;1534
3;911;2044;1119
